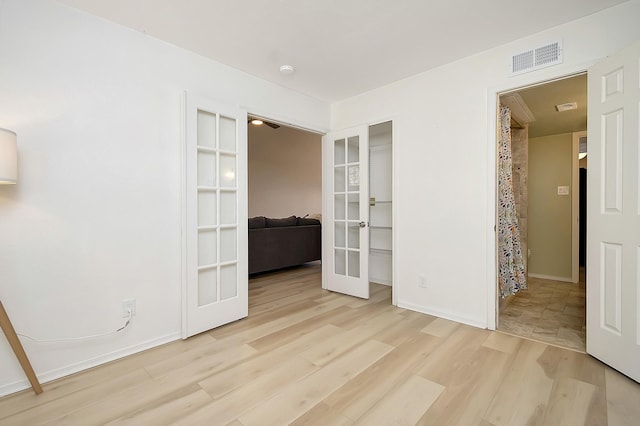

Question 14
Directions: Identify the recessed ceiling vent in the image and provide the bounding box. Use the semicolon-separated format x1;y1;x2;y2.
510;40;563;76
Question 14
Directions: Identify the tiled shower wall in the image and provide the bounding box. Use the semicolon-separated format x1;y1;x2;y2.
511;126;528;276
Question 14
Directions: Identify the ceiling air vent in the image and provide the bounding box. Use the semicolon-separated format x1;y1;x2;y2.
511;40;563;76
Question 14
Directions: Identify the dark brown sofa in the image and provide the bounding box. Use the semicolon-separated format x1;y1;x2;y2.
248;215;321;274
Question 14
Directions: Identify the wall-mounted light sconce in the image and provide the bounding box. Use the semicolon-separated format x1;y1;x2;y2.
0;128;18;184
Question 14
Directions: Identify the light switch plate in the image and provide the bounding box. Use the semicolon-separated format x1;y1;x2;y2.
557;186;570;196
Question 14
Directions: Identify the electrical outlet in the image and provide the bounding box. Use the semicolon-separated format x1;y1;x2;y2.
418;275;427;288
122;299;136;318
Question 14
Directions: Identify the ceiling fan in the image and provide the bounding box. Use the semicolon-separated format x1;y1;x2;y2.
248;117;280;129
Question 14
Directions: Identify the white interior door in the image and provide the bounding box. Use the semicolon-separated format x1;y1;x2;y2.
586;40;640;382
324;126;370;299
182;92;248;338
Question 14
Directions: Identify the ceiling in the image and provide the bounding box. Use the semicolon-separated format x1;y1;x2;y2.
56;0;626;102
503;74;587;138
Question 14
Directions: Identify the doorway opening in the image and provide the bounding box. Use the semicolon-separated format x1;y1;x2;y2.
246;115;324;296
246;118;395;308
368;122;394;288
496;74;587;352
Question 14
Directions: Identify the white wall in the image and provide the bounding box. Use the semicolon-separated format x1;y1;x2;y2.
248;125;322;218
331;1;640;328
2;0;639;397
0;0;328;396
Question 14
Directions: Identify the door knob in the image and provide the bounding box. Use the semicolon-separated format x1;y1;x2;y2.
359;221;368;228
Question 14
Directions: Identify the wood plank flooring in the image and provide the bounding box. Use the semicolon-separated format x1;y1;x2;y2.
1;263;639;425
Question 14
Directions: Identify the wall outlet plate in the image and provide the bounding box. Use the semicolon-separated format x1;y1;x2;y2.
122;299;136;317
418;276;428;288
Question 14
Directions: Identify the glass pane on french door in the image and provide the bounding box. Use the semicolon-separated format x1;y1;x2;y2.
333;136;362;279
196;110;238;306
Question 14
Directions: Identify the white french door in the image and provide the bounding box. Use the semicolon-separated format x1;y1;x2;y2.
586;40;640;382
324;125;370;299
182;92;248;338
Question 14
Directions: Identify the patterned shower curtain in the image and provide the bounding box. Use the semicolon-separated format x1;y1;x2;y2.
498;106;527;298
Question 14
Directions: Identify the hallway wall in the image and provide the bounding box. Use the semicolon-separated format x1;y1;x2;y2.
528;133;573;280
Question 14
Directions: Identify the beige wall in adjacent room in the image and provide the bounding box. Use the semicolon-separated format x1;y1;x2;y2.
248;125;322;218
528;133;573;280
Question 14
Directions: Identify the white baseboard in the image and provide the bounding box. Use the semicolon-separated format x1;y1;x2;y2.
370;278;392;286
0;331;181;398
397;300;487;329
528;273;574;283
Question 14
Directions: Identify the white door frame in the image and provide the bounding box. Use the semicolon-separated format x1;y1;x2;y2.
486;63;595;330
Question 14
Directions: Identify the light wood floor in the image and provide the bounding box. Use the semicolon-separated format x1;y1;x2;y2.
498;272;586;352
1;264;639;425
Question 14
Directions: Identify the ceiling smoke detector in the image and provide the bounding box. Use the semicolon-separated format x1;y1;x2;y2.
279;65;295;75
555;102;577;112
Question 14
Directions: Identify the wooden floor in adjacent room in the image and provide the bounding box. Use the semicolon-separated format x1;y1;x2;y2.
1;264;639;425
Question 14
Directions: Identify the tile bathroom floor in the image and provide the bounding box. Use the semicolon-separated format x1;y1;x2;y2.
498;271;586;352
